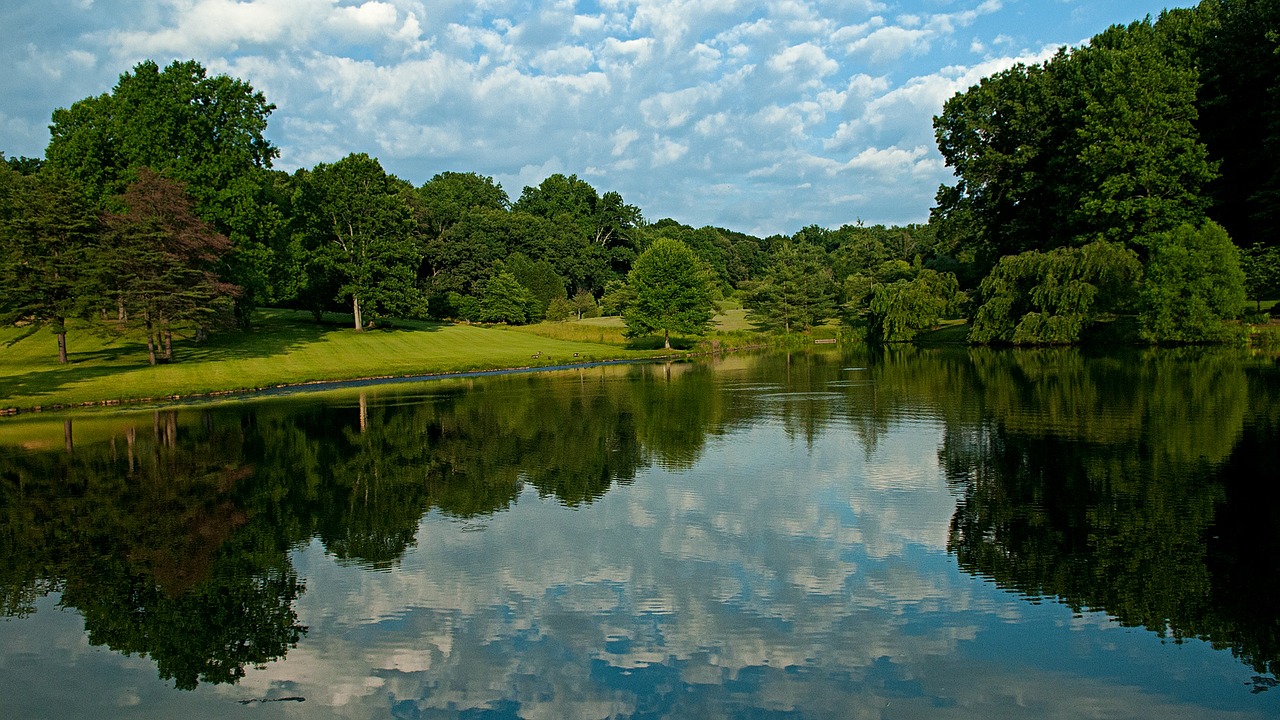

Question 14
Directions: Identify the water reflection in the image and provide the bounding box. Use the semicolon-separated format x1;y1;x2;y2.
942;347;1280;680
0;348;1278;717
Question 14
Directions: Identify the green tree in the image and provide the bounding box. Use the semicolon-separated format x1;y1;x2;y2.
932;19;1217;276
1073;22;1216;243
970;241;1142;345
545;296;575;322
294;154;425;331
1139;220;1246;343
103;169;240;364
1240;243;1280;311
478;271;535;325
502;252;566;322
1189;0;1280;249
744;242;837;333
0;168;101;363
45;59;281;323
600;279;634;316
416;171;509;238
571;289;600;320
867;269;961;343
624;238;715;349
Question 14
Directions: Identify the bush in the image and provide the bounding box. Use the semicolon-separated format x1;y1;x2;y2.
1139;221;1246;343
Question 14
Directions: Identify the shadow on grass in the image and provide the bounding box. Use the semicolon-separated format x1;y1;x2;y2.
624;336;700;351
0;310;449;408
0;362;149;407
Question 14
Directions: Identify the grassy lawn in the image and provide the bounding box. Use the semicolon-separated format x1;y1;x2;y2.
0;309;672;411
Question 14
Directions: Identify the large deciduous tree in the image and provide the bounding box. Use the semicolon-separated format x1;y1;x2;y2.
932;19;1216;271
416;171;509;238
0;167;101;363
45;59;282;323
623;238;715;349
1072;23;1216;244
295;153;425;331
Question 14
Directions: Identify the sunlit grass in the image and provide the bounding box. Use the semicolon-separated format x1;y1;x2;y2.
510;316;629;345
0;309;668;411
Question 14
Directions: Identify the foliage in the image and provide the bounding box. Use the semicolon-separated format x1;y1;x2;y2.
0;167;101;363
545;296;575;322
867;269;961;343
293;153;425;331
45;59;282;321
623;238;715;349
1189;0;1280;249
743;242;837;334
416;171;508;237
932;18;1216;277
600;279;634;316
478;272;536;325
970;241;1142;345
502;252;566;321
1240;243;1280;309
103;169;240;364
572;289;600;320
1139;221;1246;343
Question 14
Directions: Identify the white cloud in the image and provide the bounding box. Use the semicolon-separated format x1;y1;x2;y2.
331;1;399;36
767;42;838;79
0;0;1179;234
848;25;932;63
651;136;689;166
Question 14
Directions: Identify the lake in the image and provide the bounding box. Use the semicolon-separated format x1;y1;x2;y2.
1;346;1278;719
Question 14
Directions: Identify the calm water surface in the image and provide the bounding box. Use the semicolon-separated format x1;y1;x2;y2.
1;346;1277;719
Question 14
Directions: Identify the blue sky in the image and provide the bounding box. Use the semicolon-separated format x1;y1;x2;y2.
1;0;1195;236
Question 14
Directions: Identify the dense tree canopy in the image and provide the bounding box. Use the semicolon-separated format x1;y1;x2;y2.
931;2;1276;344
45;59;282;319
292;153;425;330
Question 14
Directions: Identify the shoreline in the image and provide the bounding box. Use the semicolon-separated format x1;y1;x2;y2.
0;354;682;418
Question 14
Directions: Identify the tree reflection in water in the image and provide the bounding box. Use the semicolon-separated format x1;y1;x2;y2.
0;347;1277;690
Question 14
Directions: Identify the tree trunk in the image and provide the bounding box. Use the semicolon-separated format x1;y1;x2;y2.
55;316;68;364
353;295;363;331
117;296;127;323
144;315;157;366
664;328;671;350
163;329;173;362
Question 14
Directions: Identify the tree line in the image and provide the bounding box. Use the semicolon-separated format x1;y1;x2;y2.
931;0;1280;344
0;58;948;363
4;0;1279;364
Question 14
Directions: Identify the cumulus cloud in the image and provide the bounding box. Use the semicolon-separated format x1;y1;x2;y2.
0;0;1164;234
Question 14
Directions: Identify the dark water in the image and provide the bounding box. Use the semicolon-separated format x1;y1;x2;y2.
1;346;1278;719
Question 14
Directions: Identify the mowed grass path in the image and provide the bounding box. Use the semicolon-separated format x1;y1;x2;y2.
0;309;670;411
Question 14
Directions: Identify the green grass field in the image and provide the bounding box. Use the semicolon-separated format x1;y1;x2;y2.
0;310;679;412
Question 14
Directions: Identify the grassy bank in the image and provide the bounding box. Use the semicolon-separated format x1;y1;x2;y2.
0;309;677;412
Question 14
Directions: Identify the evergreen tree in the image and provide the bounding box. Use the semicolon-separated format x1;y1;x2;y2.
104;169;240;364
0;167;101;363
744;242;837;333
